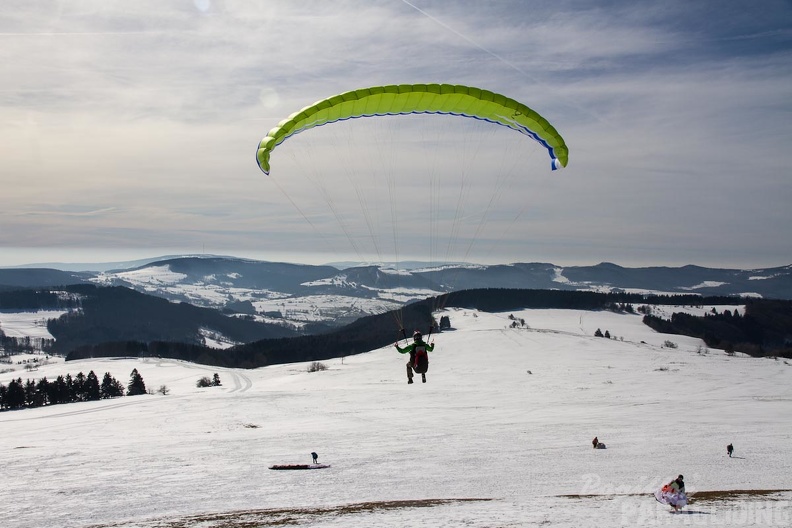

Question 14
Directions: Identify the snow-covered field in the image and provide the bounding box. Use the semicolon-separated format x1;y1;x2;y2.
0;310;66;339
1;308;790;527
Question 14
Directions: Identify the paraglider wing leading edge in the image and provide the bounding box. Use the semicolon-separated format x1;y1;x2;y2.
256;83;569;174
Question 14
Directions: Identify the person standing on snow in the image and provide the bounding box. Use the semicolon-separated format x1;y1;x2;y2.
395;330;434;384
311;452;318;464
669;475;686;512
727;443;734;457
671;475;685;494
655;474;687;512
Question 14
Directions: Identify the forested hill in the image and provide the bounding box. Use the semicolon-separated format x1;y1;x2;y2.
46;284;298;355
64;289;787;368
643;299;792;358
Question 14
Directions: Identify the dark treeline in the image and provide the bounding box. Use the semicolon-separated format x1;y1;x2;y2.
440;289;740;312
65;288;759;369
0;368;146;411
643;298;792;358
0;335;54;355
0;289;79;311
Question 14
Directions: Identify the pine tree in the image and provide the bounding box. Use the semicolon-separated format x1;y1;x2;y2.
73;372;87;401
101;372;124;399
85;371;101;401
24;379;36;407
51;375;69;404
65;374;75;403
127;368;147;396
34;377;50;407
6;378;26;409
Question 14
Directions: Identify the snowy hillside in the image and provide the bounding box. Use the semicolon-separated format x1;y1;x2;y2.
1;307;790;528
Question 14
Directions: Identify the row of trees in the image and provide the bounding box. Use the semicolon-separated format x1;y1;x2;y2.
0;368;146;411
0;334;55;356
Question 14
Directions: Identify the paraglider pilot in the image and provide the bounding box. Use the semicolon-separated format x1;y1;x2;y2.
670;475;686;512
655;474;687;512
311;452;318;464
727;443;734;457
395;330;434;384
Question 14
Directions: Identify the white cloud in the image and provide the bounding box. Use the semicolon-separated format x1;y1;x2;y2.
1;0;790;268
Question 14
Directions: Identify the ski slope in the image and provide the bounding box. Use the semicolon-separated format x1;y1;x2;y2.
1;308;790;527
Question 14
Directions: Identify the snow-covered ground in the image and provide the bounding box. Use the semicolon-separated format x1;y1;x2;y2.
1;308;790;527
0;310;66;339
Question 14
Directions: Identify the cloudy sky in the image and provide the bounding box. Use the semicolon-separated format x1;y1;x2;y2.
1;0;790;269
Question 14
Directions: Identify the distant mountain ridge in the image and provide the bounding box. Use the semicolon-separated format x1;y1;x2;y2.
0;268;93;289
1;257;791;329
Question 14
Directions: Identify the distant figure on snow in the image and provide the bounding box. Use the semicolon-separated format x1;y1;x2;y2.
311;452;318;464
727;443;734;457
592;436;598;449
395;330;435;384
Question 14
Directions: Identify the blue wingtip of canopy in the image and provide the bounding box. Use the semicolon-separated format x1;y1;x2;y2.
551;158;561;171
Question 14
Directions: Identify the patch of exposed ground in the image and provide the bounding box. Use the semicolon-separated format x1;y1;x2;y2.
687;489;792;503
87;497;494;528
559;489;792;503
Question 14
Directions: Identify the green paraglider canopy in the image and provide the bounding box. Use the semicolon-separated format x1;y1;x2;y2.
256;83;568;174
